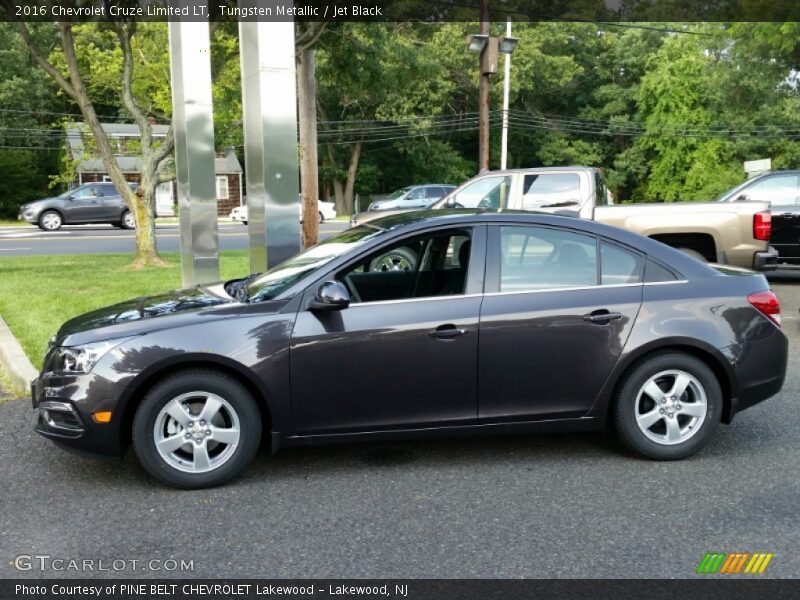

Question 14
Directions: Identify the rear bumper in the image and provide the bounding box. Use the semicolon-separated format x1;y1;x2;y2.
724;327;788;423
753;246;778;271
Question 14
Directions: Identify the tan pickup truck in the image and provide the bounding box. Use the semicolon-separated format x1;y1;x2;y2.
352;167;777;271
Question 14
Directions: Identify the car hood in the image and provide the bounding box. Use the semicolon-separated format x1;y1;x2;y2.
55;284;243;346
22;197;59;209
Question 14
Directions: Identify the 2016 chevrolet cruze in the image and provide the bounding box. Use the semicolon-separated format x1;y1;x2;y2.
32;211;788;488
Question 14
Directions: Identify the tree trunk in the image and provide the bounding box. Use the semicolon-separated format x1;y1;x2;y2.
297;45;319;248
332;178;345;214
343;142;362;215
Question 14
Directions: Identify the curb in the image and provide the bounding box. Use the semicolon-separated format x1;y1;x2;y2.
0;316;37;394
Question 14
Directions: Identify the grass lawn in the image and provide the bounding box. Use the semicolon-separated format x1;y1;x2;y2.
0;251;250;369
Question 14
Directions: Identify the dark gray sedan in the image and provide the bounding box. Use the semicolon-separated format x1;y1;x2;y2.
18;182;137;230
31;211;787;488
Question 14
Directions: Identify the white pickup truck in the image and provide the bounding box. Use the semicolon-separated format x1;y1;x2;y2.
352;167;777;271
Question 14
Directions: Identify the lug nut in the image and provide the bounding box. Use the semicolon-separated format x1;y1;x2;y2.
667;412;674;418
659;408;665;414
206;429;211;435
185;433;191;439
660;398;666;404
200;420;206;425
676;404;682;410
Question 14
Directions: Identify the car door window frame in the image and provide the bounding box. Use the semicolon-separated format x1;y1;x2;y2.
299;224;488;310
485;224;648;294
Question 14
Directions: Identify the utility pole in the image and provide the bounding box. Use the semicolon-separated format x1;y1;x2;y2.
500;18;512;170
478;0;490;171
468;0;516;172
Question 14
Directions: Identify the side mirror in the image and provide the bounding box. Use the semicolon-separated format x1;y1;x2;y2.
445;197;456;208
310;280;350;311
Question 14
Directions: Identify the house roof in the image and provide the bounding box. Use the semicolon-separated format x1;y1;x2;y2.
65;122;243;175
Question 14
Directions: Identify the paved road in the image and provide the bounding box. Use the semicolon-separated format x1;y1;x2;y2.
0;222;348;256
0;276;798;579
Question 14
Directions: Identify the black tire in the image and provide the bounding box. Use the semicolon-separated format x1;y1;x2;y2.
38;210;62;231
613;352;721;460
318;211;325;224
132;369;262;489
242;220;247;225
120;210;135;230
677;247;707;262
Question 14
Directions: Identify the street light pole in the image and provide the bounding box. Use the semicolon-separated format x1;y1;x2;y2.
500;18;511;170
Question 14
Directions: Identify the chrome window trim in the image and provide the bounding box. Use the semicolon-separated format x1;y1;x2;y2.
348;293;484;308
344;279;688;307
485;280;688;298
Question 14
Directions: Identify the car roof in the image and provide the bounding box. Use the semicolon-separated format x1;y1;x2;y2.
360;209;705;271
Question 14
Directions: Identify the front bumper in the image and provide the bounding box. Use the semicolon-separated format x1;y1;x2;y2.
31;371;127;456
753;246;778;271
18;210;39;224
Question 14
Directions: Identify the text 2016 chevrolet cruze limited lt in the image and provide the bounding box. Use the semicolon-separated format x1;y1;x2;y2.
31;211;788;488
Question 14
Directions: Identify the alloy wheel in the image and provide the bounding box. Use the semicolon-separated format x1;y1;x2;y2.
123;212;136;229
41;212;62;230
153;391;241;473
634;369;707;445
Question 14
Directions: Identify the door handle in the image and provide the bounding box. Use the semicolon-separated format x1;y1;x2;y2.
428;324;468;339
582;310;623;324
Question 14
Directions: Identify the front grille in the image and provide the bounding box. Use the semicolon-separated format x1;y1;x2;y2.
39;401;84;434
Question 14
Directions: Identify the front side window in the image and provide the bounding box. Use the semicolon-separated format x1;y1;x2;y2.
452;175;513;209
744;174;799;205
521;173;582;210
499;225;597;292
337;228;473;303
245;226;383;301
70;186;96;199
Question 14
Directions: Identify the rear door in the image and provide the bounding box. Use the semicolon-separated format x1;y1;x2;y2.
478;224;643;421
97;183;125;220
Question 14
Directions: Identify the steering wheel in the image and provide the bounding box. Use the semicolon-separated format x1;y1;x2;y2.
342;275;362;303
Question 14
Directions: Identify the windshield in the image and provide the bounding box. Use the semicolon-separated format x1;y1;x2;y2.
245;226;383;301
385;187;412;200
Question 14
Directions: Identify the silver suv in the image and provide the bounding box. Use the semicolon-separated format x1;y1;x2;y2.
368;184;455;211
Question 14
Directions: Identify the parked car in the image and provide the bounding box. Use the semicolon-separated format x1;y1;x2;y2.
32;211;786;488
367;184;456;211
18;182;138;231
229;199;337;225
352;167;777;271
716;170;800;266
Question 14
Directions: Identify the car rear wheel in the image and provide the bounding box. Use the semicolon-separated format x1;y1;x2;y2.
132;370;262;489
319;211;325;224
38;210;62;231
613;352;721;460
121;210;135;229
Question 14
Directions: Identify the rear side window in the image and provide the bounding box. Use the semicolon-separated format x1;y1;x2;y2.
600;241;643;285
499;225;598;291
644;259;678;283
521;173;581;210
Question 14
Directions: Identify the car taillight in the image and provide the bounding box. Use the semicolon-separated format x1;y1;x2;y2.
748;290;781;326
753;212;771;241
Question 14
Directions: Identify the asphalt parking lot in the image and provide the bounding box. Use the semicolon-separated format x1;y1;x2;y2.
0;273;798;579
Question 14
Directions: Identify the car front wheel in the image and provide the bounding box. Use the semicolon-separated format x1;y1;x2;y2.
132;370;262;489
38;210;62;231
613;352;721;460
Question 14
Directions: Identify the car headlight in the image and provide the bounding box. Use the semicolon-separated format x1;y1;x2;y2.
54;337;133;374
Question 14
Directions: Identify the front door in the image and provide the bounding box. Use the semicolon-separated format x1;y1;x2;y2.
289;226;486;434
478;224;643;421
63;185;103;222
